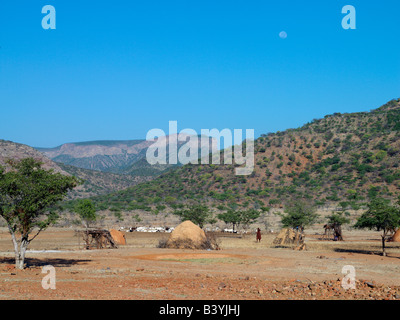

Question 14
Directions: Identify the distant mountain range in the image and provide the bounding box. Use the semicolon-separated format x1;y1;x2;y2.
0;139;151;199
36;139;154;173
3;98;400;213
36;135;217;176
0;135;217;200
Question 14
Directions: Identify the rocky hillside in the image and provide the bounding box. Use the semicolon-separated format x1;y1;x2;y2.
36;135;217;176
0;140;151;199
86;98;400;212
57;163;153;200
0;140;68;174
36;140;152;173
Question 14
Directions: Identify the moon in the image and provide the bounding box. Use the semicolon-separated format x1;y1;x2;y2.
279;31;287;39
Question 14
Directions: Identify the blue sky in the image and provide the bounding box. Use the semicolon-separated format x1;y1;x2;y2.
0;0;399;147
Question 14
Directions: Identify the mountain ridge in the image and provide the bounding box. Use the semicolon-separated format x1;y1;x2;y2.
85;98;400;212
36;135;218;175
36;139;153;172
0;140;153;200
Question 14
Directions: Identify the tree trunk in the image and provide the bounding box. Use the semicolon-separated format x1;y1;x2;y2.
9;227;29;269
10;230;21;269
84;229;90;250
19;237;29;269
7;225;22;269
381;235;386;257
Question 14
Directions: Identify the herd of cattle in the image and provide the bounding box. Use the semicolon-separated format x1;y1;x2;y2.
118;226;174;233
118;226;245;233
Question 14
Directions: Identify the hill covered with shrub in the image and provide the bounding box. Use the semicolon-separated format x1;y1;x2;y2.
77;99;400;213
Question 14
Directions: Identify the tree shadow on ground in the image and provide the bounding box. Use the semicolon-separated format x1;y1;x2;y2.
334;248;380;255
0;257;91;268
334;248;400;259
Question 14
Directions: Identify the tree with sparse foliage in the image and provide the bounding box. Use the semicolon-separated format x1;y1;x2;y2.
173;204;212;228
218;208;261;232
239;209;261;231
326;210;351;241
280;201;319;232
354;197;400;256
74;199;97;231
218;209;242;232
0;158;78;269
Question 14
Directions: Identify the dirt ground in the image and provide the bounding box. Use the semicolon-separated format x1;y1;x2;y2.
1;227;400;300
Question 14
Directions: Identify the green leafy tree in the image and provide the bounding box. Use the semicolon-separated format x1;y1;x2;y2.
218;208;260;232
279;201;319;232
74;199;97;230
326;210;351;240
0;158;78;269
354;197;400;256
218;209;242;232
259;207;272;231
327;210;351;227
173;204;212;228
240;209;261;231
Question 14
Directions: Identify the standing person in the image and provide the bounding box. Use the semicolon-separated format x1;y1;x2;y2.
256;228;262;242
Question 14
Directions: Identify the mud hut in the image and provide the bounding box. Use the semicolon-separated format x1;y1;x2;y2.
390;229;400;242
110;229;127;245
165;221;210;249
